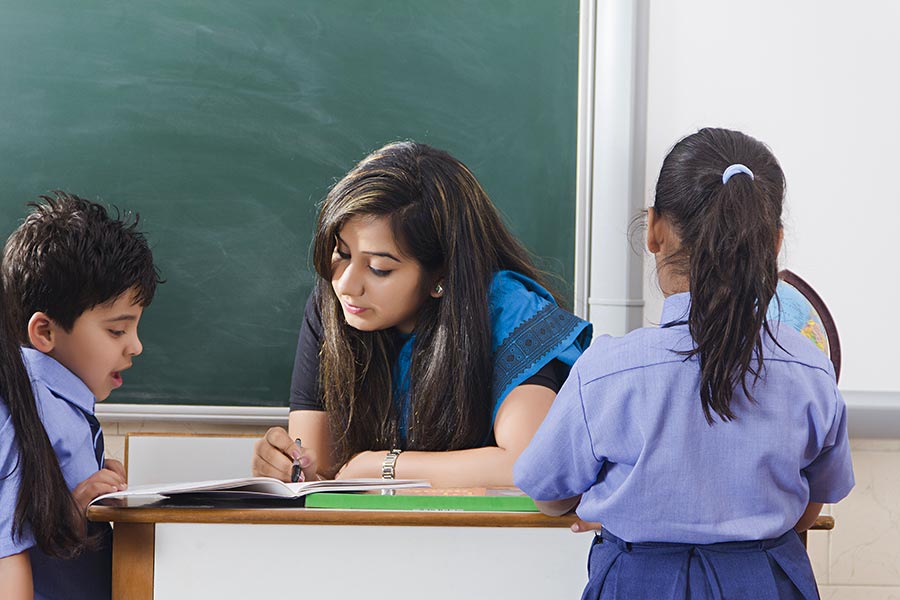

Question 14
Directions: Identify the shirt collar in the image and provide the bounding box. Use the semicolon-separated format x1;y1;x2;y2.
20;347;96;414
660;292;691;327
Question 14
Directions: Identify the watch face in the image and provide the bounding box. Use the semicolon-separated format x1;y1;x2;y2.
775;269;841;382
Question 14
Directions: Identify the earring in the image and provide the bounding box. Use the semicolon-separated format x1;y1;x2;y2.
434;282;444;297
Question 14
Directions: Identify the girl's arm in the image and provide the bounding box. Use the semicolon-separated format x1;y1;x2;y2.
334;383;556;488
0;551;33;600
794;501;824;533
534;495;581;517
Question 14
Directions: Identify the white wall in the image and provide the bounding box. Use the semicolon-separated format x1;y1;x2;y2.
640;1;900;396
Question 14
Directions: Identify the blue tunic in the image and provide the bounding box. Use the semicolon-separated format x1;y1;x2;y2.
392;270;593;438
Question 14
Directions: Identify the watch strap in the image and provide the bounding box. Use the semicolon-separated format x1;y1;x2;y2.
381;448;403;480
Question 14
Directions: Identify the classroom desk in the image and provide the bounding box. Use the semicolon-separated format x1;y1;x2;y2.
88;499;835;600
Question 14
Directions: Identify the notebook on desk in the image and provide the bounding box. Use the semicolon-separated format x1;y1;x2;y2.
90;477;430;504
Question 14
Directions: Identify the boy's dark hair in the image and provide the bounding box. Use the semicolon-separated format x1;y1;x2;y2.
2;191;161;343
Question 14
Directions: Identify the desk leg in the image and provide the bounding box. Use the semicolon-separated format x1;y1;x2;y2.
112;522;155;600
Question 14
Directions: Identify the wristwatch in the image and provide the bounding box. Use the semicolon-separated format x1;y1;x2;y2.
381;448;403;480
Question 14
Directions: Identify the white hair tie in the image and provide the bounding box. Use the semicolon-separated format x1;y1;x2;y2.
722;164;754;184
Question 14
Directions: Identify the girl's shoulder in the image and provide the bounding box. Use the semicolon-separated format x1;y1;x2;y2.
575;325;690;385
0;396;17;456
764;323;837;379
0;394;22;487
0;400;33;557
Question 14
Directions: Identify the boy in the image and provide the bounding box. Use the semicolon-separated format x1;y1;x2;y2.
1;191;161;600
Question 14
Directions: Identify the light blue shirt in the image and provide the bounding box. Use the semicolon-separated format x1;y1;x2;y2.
0;398;34;558
514;292;854;544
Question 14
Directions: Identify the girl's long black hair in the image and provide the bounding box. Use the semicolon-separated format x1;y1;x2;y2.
0;278;84;557
653;128;785;424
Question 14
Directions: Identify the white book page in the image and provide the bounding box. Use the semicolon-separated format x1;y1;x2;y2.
91;477;429;505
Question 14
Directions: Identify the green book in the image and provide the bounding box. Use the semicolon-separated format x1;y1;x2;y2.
304;489;538;512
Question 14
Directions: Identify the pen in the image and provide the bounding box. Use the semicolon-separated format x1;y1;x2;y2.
291;438;303;483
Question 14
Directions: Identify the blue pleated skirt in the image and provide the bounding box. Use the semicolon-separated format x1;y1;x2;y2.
581;528;819;600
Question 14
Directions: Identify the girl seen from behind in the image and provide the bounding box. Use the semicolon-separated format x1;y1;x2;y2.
253;141;592;486
515;128;854;599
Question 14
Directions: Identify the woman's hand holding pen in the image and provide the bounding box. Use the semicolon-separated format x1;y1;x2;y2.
252;427;319;482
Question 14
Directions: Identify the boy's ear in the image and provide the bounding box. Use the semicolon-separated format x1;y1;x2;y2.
27;312;57;353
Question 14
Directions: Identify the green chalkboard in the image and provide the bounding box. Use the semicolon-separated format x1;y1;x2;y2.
0;1;579;406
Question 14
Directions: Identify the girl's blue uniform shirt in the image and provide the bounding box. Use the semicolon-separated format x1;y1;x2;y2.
0;397;34;559
515;291;854;545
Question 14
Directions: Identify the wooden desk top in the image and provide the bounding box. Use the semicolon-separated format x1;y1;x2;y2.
87;497;835;531
88;497;575;528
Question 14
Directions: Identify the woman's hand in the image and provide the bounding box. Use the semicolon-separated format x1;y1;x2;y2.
251;427;318;482
335;451;381;480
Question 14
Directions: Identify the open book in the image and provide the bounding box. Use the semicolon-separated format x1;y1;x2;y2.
90;477;430;504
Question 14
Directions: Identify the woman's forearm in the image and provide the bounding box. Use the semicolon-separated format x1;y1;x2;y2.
339;385;558;487
338;446;523;488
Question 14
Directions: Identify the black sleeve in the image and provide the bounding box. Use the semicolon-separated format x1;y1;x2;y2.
289;292;325;412
519;358;569;394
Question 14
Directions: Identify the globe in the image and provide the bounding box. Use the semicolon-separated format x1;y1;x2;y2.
766;270;841;381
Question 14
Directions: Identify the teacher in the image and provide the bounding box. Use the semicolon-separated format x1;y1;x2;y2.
252;141;591;487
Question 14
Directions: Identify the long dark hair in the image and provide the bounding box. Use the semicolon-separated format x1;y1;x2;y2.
653;128;785;424
0;278;85;557
313;141;555;470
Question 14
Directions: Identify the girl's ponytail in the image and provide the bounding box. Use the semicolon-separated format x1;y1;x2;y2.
654;128;785;424
0;281;85;557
